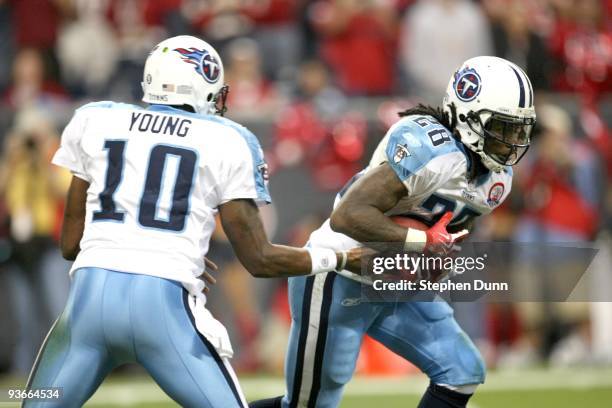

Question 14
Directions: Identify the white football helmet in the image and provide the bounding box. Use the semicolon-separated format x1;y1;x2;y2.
142;35;228;115
443;56;536;172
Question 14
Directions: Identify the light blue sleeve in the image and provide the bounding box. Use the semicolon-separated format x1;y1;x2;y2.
208;116;271;206
76;100;140;112
383;117;466;199
192;114;271;205
235;127;271;205
385;122;439;182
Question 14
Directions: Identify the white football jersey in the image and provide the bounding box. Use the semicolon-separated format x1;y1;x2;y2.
53;102;270;294
308;114;513;281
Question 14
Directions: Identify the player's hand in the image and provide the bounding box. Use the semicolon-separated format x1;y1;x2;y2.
205;257;218;273
425;212;468;256
341;247;375;275
201;257;218;294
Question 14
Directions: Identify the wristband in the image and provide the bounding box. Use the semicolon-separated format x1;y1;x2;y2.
307;247;338;275
403;228;427;252
335;250;348;272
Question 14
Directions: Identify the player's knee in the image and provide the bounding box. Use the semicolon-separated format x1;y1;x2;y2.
471;349;486;384
431;332;486;386
325;369;353;389
325;355;359;389
455;338;486;385
323;333;362;388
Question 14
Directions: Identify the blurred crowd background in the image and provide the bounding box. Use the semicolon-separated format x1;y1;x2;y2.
0;0;611;379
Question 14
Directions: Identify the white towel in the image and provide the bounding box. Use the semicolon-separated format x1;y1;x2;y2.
185;292;234;359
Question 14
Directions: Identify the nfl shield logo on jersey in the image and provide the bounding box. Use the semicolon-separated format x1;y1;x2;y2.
487;182;505;207
453;67;482;102
393;143;411;164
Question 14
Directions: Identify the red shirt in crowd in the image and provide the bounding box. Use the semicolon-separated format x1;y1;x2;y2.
549;18;612;97
313;2;398;95
523;159;597;238
9;0;60;49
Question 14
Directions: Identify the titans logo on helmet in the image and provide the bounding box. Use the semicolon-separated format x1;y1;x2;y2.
174;47;220;84
453;67;482;102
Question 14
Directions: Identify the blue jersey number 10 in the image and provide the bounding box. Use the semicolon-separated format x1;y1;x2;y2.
93;140;197;232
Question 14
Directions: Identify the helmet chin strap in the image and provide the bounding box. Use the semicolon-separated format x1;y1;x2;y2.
194;86;228;116
193;100;215;115
460;111;505;173
460;133;504;173
475;140;504;173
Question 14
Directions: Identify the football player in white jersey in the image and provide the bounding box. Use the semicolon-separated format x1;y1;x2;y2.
251;56;536;408
23;35;363;408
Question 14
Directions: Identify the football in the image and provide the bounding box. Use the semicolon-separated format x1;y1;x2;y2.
389;215;429;231
389;215;448;282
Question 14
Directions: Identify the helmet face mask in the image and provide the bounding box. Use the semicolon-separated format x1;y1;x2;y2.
443;56;537;172
213;84;229;116
142;36;229;116
467;109;534;166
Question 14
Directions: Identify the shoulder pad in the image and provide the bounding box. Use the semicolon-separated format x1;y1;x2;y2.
386;116;462;179
76;101;141;112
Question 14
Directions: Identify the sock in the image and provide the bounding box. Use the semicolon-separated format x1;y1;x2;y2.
249;396;283;408
417;382;473;408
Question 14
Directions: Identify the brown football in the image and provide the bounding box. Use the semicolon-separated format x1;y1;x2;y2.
389;215;429;231
389;215;447;282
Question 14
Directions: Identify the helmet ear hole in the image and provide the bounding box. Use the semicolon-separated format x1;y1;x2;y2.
207;93;213;102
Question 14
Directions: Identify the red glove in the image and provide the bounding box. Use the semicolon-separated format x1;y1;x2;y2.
425;212;469;255
404;212;469;255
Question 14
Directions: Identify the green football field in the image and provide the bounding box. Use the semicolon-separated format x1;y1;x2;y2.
2;367;612;407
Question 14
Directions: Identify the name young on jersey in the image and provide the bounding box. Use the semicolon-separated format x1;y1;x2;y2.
129;112;192;137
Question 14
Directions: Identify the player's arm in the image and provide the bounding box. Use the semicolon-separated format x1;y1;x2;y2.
219;199;362;278
330;163;408;243
330;162;466;253
60;175;89;260
331;120;470;253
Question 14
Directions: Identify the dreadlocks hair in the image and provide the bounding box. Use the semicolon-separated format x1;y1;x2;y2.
398;103;458;135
